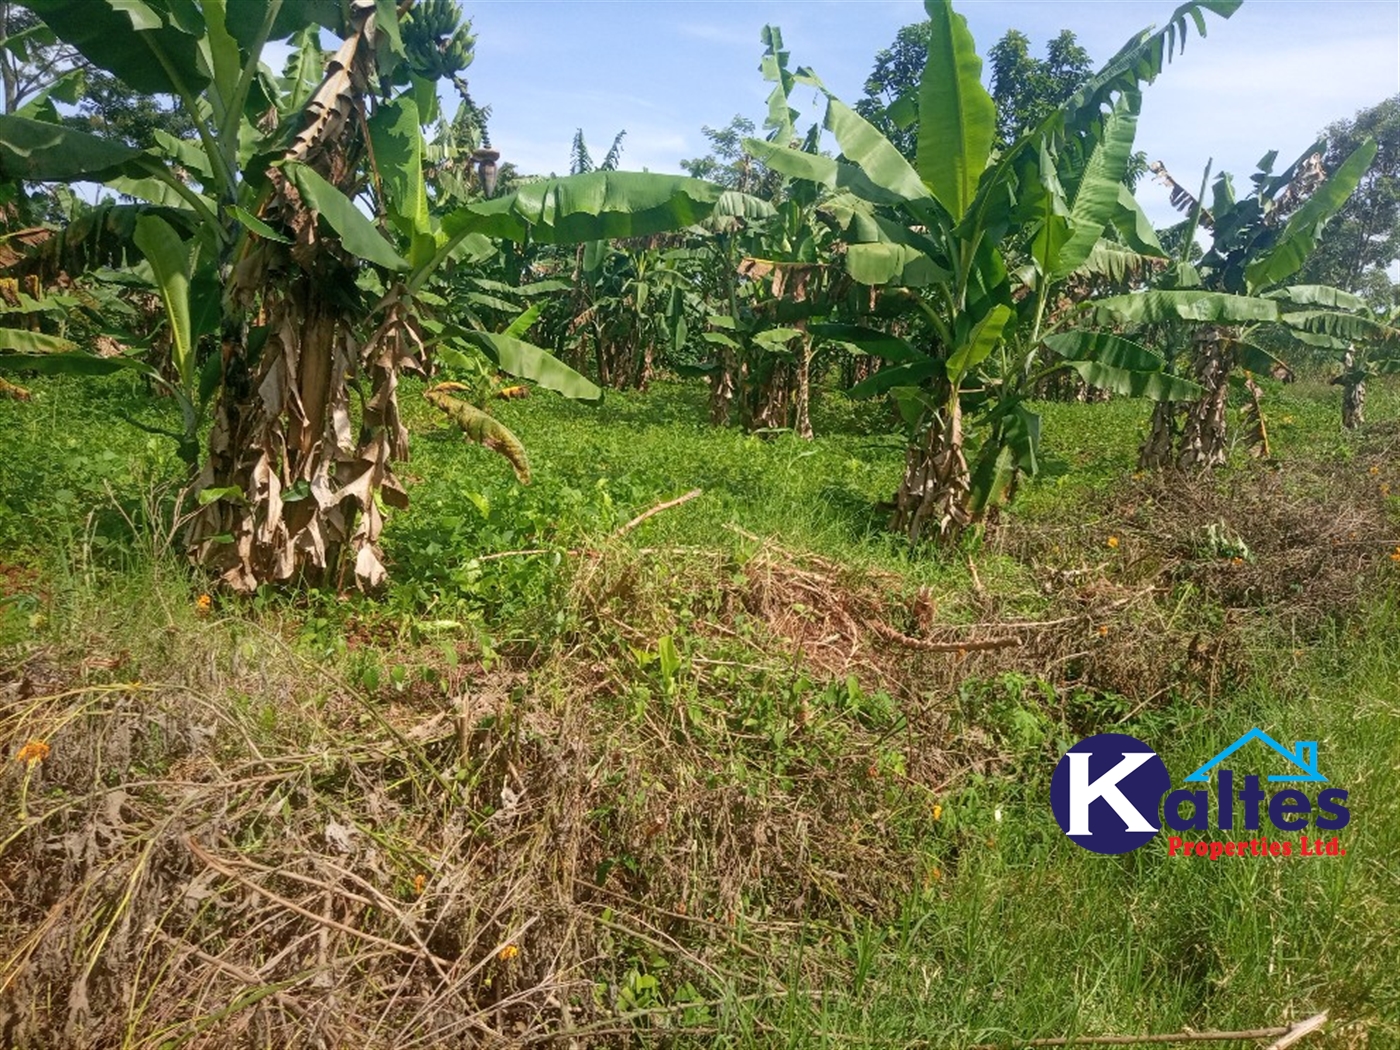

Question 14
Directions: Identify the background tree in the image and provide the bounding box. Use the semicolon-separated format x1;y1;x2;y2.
853;21;930;160
0;1;81;115
1299;95;1400;309
854;20;1100;164
987;29;1091;146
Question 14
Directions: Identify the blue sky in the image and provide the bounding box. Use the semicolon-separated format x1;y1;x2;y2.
456;1;1400;227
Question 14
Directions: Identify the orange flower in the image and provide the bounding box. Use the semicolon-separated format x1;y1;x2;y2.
16;739;49;764
1231;557;1244;567
1368;466;1380;476
1097;625;1110;637
1107;536;1120;549
1390;546;1400;563
413;873;426;897
195;593;212;615
497;943;520;961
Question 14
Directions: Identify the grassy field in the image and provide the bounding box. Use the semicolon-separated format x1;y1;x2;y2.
1;371;1398;1048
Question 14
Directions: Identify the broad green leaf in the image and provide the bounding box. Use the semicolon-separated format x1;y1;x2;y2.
1043;331;1164;371
367;96;429;236
1233;341;1289;377
0;114;142;182
823;97;930;203
197;485;247;506
657;635;682;680
154;130;212;180
465;292;523;314
1112;185;1167;256
281;26;324;114
455;330;603;402
0;350;145;376
1245;138;1378;291
946;302;1011;381
1281;310;1400;348
968;444;1017;517
848;358;943;399
1073;241;1159;283
440;171;722;247
229;204;291;243
1094;290;1279;324
224;0;341;54
743;139;906;208
846;243;948;287
0;329;77;353
502;304;541;340
1064;360;1202;401
1053;91;1143;277
284;161;408;271
27;0;209;96
1266;285;1367;312
200;0;242;125
134;214;195;392
810;324;922;363
917;0;997;221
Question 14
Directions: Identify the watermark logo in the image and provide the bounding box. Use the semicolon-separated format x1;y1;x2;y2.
1049;733;1170;854
1050;729;1350;857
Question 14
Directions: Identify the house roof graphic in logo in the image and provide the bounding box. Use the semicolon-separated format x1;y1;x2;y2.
1183;728;1327;784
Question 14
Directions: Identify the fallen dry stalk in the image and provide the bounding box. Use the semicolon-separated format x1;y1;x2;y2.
959;1010;1327;1050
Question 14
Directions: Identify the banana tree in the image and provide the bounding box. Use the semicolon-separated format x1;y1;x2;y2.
1121;139;1377;468
692;27;856;438
747;0;1236;541
0;0;725;591
1263;285;1400;428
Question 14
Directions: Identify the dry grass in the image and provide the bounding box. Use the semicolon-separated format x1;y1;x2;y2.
3;443;1396;1048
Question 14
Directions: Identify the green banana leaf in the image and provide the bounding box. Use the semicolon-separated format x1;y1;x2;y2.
918;0;997;221
1094;290;1279;324
284;161;409;271
0;114;143;182
447;329;602;403
133;214;195;393
440;171;723;247
1245;139;1377;291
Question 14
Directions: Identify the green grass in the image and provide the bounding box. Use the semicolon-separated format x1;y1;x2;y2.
2;370;1399;1047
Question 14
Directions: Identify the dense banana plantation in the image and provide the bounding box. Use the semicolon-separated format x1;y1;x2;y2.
0;0;1394;585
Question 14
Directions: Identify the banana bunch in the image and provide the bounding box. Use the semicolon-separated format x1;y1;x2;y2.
402;0;475;81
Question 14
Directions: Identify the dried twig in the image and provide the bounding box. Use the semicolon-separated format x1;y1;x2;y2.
613;487;703;538
959;1010;1328;1050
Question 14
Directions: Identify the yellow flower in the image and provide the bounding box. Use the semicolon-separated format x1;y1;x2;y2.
932;804;943;822
16;739;49;764
497;944;520;962
413;873;426;897
1382;484;1391;497
1369;466;1380;476
1097;624;1110;637
1231;557;1244;567
1107;536;1120;549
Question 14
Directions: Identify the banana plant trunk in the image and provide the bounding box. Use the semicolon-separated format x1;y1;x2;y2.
890;392;971;544
186;2;409;592
793;338;813;440
1139;326;1235;471
1338;348;1365;430
709;349;735;425
1174;325;1234;471
1341;379;1365;430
